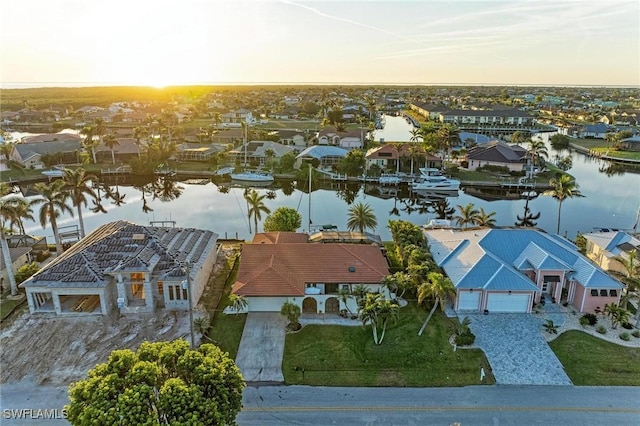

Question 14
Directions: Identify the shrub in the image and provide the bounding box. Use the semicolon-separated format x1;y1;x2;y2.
632;330;640;338
543;319;558;334
581;313;598;326
455;332;476;346
579;316;590;327
621;322;633;330
619;332;631;341
596;325;607;334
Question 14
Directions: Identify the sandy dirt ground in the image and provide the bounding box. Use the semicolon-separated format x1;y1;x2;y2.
0;243;238;386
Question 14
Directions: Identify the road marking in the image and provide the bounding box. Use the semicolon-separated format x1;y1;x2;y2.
242;406;640;414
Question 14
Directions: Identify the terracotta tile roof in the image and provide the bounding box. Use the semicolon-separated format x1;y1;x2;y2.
252;232;309;244
233;243;389;297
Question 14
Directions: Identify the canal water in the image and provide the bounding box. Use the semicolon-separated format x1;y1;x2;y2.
7;125;640;242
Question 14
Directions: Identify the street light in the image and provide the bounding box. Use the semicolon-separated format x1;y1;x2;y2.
181;262;195;348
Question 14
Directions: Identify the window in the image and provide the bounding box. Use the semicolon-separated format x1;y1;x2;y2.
590;289;598;296
609;289;618;297
169;286;175;301
157;281;164;296
599;289;608;297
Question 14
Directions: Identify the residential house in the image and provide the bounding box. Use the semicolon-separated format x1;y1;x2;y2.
1;235;48;294
211;128;244;145
295;145;348;169
222;109;254;124
230;141;295;166
20;221;220;316
579;123;609;139
618;136;640;151
465;140;527;172
438;108;534;126
277;130;307;149
177;143;226;162
425;228;622;314
583;231;640;278
94;138;141;163
365;144;441;173
316;129;364;149
409;102;449;120
231;232;390;313
10;134;83;168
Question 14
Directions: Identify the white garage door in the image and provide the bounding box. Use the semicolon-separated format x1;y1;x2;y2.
458;291;481;310
248;297;288;312
487;293;530;313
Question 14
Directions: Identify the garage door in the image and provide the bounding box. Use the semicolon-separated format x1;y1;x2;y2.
487;293;530;313
248;297;287;312
458;291;480;310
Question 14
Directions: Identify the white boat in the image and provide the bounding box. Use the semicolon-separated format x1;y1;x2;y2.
41;166;66;178
411;168;460;191
214;166;235;176
230;170;274;183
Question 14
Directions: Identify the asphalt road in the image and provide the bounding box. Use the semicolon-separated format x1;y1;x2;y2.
2;382;639;425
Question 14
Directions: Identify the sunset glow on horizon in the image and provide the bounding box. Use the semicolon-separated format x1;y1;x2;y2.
1;0;639;88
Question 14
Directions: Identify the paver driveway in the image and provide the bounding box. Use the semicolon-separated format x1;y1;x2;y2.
466;313;572;385
235;312;287;383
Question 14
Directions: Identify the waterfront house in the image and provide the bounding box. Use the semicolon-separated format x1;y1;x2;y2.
10;133;83;168
229;141;295;166
294;145;348;169
94;137;141;163
618;135;640;151
465;140;527;172
365;144;442;172
316;128;364;149
583;231;640;278
231;232;390;313
579;122;609;139
20;221;219;316
425;228;622;313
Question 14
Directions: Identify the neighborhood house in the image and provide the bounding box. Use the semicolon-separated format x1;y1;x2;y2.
20;221;220;316
231;232;390;314
425;228;622;313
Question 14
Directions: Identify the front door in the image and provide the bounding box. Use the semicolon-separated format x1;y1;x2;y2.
302;297;317;313
325;297;339;314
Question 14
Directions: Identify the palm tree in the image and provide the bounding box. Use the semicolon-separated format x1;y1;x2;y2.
515;196;541;227
102;134;120;164
346;202;377;234
358;293;399;345
6;197;33;235
542;175;583;234
437;124;459;161
338;286;354;314
79;126;96;163
228;294;248;314
63;168;97;238
527;139;548;178
475;207;497;227
610;249;640;294
0;195;32;295
244;189;271;234
417;272;455;336
30;180;73;254
453;203;480;229
433;199;455;220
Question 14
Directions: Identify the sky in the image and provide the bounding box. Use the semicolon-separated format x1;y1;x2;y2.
1;0;639;88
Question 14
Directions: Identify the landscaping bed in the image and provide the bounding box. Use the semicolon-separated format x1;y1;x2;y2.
282;302;494;387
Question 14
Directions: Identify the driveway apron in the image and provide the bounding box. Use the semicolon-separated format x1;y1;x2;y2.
466;313;572;385
235;312;287;383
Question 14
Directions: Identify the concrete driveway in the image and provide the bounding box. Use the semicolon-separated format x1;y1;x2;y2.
235;312;287;383
466;313;572;385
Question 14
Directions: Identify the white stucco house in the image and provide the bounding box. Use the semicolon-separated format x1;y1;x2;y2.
231;232;390;314
20;221;220;316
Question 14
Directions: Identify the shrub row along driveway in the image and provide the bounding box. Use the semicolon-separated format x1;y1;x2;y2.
467;313;572;385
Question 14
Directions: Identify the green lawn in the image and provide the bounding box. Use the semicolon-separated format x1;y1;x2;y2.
207;250;247;360
283;302;494;387
0;295;26;322
570;138;640;161
549;330;640;386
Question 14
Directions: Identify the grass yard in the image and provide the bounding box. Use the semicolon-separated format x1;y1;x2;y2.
549;330;640;386
207;249;247;360
283;302;494;387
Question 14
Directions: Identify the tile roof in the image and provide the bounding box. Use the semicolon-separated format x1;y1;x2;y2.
252;232;309;244
233;243;389;297
425;228;622;292
21;221;218;289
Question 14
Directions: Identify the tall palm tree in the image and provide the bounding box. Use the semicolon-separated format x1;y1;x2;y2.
0;194;30;295
244;189;271;234
527;139;548;178
453;203;480;229
346;202;377;234
6;197;33;235
30;180;73;253
102;134;120;164
437;124;460;161
63;168;97;238
475;207;497;227
542;175;583;234
79;126;96;163
417;272;455;336
515;196;540;227
610;249;639;294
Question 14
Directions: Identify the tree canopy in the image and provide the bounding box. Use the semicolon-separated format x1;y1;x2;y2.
263;207;302;232
66;340;245;425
